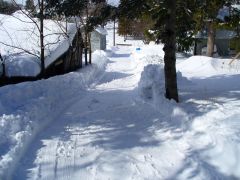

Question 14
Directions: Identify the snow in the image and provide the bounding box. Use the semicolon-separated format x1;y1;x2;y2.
0;11;77;77
95;26;108;35
1;21;240;180
0;50;108;179
5;54;40;77
107;0;119;7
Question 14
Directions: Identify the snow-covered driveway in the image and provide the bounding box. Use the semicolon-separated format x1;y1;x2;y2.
12;47;180;180
4;46;240;180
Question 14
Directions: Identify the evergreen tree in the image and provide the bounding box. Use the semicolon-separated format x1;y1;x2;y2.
25;0;35;13
0;0;19;14
119;0;199;102
194;0;227;57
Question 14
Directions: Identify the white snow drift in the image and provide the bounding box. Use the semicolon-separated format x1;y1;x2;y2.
0;50;108;179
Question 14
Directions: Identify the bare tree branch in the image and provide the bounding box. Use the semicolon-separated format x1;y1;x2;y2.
11;0;40;32
0;41;40;58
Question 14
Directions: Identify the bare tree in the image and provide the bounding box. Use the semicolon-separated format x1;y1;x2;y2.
0;0;73;77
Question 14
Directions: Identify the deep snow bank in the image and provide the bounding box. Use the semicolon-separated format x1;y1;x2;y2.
138;49;240;178
0;50;108;179
178;55;240;78
135;45;192;132
138;64;190;128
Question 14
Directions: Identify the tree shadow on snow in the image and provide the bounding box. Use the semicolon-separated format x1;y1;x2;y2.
97;71;133;84
13;71;240;179
166;147;239;180
111;53;131;58
179;73;240;118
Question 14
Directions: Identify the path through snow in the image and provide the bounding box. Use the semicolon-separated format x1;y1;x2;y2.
12;47;183;180
9;46;240;180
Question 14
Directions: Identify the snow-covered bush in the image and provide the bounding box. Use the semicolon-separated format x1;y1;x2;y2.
138;63;190;133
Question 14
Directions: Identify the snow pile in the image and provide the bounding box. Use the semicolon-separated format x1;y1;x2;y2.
5;54;40;77
137;51;240;178
178;56;240;78
0;11;77;77
138;64;165;101
0;50;108;179
95;26;108;35
131;44;164;62
137;53;192;131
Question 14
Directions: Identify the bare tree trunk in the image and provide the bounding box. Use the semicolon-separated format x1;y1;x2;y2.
163;0;179;102
113;18;116;46
88;33;92;64
78;30;83;68
84;48;88;65
39;0;45;77
84;30;88;66
84;2;89;66
207;21;215;57
0;53;5;77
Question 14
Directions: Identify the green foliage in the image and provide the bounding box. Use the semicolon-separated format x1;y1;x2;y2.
45;0;87;17
118;0;200;51
230;37;240;52
149;0;199;51
118;0;147;19
87;3;115;31
118;0;240;52
25;0;35;12
46;0;112;30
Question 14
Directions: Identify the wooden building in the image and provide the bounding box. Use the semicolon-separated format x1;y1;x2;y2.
91;27;107;52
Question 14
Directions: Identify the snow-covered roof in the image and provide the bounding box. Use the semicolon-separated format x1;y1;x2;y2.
0;11;77;77
232;4;240;10
107;0;119;7
217;4;240;21
95;26;108;35
217;6;230;21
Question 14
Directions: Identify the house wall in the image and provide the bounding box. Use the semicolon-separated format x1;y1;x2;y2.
195;38;230;56
215;39;230;56
91;31;106;52
91;31;101;52
100;35;106;50
46;31;83;77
